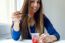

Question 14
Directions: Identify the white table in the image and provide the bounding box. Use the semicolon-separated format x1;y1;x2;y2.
0;39;32;43
54;40;65;43
0;39;65;43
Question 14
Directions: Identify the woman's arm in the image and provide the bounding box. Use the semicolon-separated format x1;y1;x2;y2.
11;21;21;40
43;16;60;42
11;11;22;40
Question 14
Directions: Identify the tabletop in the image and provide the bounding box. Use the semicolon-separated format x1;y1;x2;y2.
0;39;65;43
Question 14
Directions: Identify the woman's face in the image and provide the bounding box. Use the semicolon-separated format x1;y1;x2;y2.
30;0;40;13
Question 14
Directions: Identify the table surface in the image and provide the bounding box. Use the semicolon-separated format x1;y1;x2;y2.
0;39;65;43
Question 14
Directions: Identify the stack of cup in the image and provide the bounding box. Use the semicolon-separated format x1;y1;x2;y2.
31;33;39;43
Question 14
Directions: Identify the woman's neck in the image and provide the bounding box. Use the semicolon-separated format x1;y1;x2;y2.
28;13;35;26
28;13;35;18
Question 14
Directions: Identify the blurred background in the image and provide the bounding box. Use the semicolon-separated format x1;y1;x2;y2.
0;0;65;40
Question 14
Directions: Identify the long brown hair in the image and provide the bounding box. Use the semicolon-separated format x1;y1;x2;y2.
20;0;44;39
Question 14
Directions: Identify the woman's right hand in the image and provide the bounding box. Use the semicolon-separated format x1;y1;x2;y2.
12;11;22;31
12;11;22;23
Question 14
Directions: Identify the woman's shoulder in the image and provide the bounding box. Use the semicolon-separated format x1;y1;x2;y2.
42;13;50;22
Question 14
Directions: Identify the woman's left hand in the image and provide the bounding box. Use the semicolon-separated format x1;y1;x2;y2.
39;34;57;43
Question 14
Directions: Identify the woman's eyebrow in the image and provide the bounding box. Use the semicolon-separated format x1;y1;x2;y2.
30;0;34;1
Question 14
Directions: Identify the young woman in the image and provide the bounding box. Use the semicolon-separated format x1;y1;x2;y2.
11;0;60;43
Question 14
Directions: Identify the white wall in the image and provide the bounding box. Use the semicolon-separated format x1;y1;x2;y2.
17;0;24;11
43;0;65;40
0;0;16;39
0;0;24;39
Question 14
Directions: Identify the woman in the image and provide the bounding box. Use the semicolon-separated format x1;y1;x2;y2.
11;0;60;43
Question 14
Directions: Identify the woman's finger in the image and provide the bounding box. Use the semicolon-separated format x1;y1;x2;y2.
12;11;22;22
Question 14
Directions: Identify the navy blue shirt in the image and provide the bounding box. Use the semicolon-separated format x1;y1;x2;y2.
11;16;60;40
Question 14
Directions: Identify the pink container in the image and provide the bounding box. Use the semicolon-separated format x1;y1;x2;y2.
31;33;39;43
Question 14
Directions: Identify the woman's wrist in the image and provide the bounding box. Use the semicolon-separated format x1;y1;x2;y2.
50;35;57;42
46;35;57;43
13;21;20;31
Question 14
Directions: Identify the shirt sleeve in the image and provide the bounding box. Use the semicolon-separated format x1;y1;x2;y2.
11;21;21;40
44;16;60;40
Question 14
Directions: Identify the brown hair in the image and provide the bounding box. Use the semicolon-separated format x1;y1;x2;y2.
14;0;44;39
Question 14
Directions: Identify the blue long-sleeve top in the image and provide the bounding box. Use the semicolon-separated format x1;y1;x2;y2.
11;16;60;41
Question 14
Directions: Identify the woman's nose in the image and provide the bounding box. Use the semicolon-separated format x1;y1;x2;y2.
34;2;37;8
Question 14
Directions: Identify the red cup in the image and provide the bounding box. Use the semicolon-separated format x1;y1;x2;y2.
32;36;38;43
31;33;39;43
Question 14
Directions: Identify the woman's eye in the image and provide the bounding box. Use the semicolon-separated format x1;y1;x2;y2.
37;1;40;3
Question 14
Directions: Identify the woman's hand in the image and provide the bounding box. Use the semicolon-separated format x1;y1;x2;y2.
12;11;22;23
39;34;57;43
12;11;22;31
